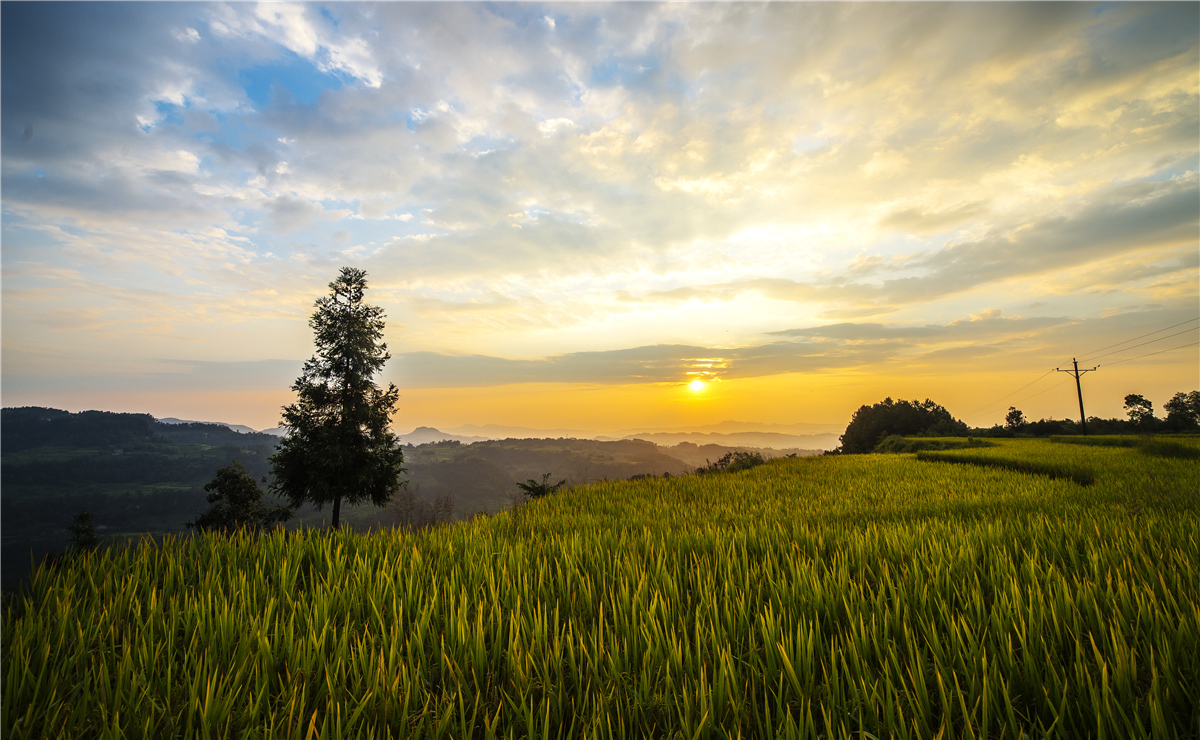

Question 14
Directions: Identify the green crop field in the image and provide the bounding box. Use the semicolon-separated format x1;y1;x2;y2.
3;437;1198;738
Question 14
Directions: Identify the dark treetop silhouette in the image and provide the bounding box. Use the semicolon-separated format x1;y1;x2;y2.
269;267;407;529
838;398;965;454
187;461;291;534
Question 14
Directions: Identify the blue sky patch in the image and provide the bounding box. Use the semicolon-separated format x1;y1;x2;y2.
239;52;344;107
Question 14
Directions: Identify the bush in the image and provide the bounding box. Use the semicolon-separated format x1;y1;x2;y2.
696;451;766;474
516;473;566;499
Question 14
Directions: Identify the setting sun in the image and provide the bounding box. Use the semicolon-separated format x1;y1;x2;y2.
0;2;1195;434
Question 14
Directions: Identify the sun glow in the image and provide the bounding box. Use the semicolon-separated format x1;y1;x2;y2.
689;379;705;392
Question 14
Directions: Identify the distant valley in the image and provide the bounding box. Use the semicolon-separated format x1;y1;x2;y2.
0;406;825;591
155;417;842;451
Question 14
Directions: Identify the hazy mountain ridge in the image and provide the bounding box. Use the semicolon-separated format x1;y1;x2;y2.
157;418;261;436
609;431;839;451
144;419;838;449
399;426;490;445
0;406;824;592
438;420;840;447
398;425;839;450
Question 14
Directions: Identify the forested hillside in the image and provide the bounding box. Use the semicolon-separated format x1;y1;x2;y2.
1;407;816;591
1;408;281;591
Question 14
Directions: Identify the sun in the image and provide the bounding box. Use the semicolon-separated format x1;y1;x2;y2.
688;379;705;392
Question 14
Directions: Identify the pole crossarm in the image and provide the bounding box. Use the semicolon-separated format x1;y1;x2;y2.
1056;358;1098;435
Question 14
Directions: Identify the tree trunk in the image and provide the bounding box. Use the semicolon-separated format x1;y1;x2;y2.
331;494;342;529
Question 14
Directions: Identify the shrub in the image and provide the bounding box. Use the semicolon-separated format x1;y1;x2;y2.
516;473;566;499
696;451;766;474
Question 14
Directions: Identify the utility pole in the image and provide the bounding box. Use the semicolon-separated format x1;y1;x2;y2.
1056;358;1098;435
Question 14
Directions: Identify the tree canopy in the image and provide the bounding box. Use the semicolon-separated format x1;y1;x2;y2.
1123;394;1155;427
1164;391;1200;430
838;397;965;453
269;268;406;529
187;461;291;534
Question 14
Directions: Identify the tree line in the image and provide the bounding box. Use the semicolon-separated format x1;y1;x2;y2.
834;391;1200;455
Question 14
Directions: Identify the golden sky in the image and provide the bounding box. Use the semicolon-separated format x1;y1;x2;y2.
2;2;1197;434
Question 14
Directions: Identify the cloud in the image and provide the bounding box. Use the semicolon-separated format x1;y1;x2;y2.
391;340;885;388
616;175;1198;316
267;195;320;233
2;2;1196;410
389;307;1088;388
210;3;382;87
3;358;303;395
879;201;990;234
769;312;1066;343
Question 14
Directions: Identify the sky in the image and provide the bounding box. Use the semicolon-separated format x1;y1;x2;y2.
2;1;1197;436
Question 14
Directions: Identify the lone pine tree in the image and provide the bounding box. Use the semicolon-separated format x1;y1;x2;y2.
269;267;407;529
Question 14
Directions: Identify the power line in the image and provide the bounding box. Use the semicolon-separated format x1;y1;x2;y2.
993;341;1195;420
1073;316;1200;362
1005;375;1074;408
1070;326;1200;366
960;368;1057;418
954;316;1199;426
961;376;1072;425
1102;341;1200;368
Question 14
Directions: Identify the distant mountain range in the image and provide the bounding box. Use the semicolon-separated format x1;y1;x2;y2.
399;426;490;445
157;417;287;437
157;417;263;436
154;418;841;450
604;430;840;451
395;426;838;450
617;420;839;435
444;420;839;438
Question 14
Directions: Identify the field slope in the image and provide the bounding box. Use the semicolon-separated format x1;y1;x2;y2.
3;438;1198;738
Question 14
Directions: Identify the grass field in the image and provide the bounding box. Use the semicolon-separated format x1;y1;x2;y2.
3;437;1198;738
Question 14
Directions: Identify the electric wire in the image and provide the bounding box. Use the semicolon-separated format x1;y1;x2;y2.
1101;341;1200;368
1006;376;1075;409
1072;316;1199;363
962;376;1073;426
1065;326;1200;367
960;316;1199;426
960;368;1057;418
